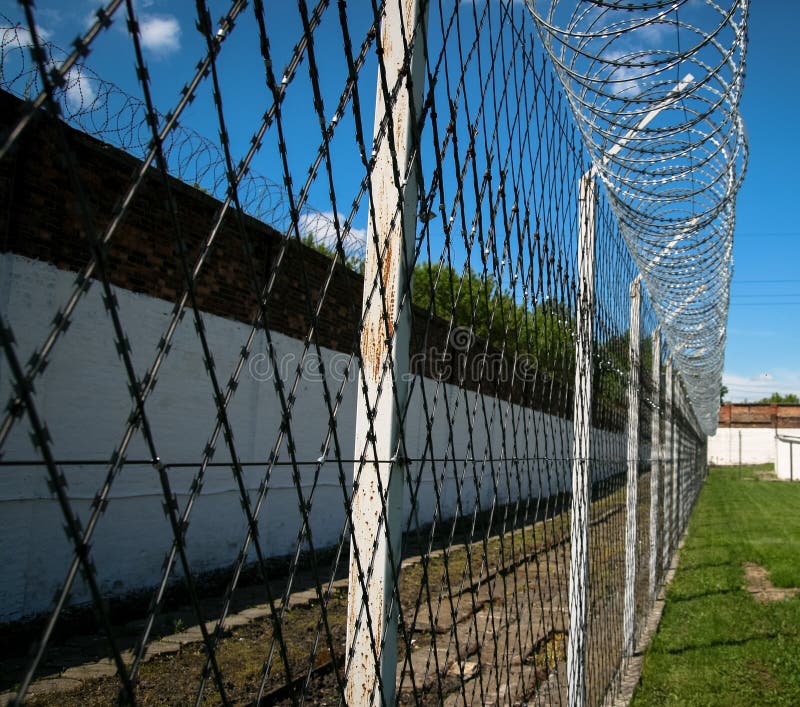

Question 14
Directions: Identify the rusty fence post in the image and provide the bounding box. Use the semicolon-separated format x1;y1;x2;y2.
623;276;641;660
345;1;427;705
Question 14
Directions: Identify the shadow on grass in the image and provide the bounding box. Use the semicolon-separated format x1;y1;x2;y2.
666;587;741;604
671;561;737;572
659;631;779;656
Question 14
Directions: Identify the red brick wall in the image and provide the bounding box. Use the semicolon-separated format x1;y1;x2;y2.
0;89;567;415
0;90;365;354
718;403;800;429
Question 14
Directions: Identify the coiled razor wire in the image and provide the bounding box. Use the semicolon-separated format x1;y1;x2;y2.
0;17;367;261
523;0;748;434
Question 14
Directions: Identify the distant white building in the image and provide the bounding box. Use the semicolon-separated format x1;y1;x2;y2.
707;404;800;481
775;432;800;482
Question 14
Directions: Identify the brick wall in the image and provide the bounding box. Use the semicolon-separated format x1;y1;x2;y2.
718;403;800;429
0;89;568;415
0;90;364;354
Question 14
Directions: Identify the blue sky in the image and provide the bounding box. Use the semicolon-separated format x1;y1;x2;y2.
1;0;795;403
724;2;800;401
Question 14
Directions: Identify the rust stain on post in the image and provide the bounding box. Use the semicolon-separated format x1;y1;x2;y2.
381;231;396;338
347;0;426;704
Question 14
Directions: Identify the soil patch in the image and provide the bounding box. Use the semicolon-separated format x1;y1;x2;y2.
743;563;800;603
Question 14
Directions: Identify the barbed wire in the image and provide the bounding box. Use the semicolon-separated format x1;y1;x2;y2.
524;0;748;434
0;16;368;261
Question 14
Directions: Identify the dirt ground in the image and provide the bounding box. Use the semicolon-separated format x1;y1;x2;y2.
3;485;635;706
743;562;800;603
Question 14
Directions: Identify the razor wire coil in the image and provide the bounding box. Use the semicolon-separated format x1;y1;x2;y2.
0;17;368;262
523;0;748;434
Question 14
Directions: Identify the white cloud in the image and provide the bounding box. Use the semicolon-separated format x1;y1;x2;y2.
723;371;800;403
628;20;672;48
36;24;53;42
597;17;678;99
607;63;645;98
138;14;181;57
13;24;52;47
600;48;651;98
297;210;367;257
63;66;96;111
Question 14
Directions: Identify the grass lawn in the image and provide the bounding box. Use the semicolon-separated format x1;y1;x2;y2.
632;465;800;706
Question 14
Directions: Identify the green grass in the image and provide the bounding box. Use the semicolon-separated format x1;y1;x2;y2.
633;465;800;706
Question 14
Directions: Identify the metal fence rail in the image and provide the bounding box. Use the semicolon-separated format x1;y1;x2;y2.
0;1;731;705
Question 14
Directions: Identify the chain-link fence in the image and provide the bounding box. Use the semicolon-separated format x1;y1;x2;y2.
0;1;734;705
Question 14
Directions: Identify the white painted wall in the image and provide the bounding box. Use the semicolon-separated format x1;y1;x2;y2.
707;427;777;466
775;435;800;481
0;253;627;622
707;426;800;477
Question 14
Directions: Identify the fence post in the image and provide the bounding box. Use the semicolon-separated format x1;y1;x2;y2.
567;168;597;707
662;358;673;570
738;429;742;479
678;397;684;534
672;375;680;545
345;2;427;705
623;277;641;659
648;327;661;599
673;385;679;538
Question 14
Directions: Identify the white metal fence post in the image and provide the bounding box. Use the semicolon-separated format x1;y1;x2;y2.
648;328;661;599
623;276;641;659
677;390;684;535
345;2;427;704
671;374;680;546
567;168;597;707
662;358;673;571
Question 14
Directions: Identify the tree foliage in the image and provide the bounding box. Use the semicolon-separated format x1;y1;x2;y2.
297;241;641;423
301;233;365;273
411;261;576;389
756;392;799;404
